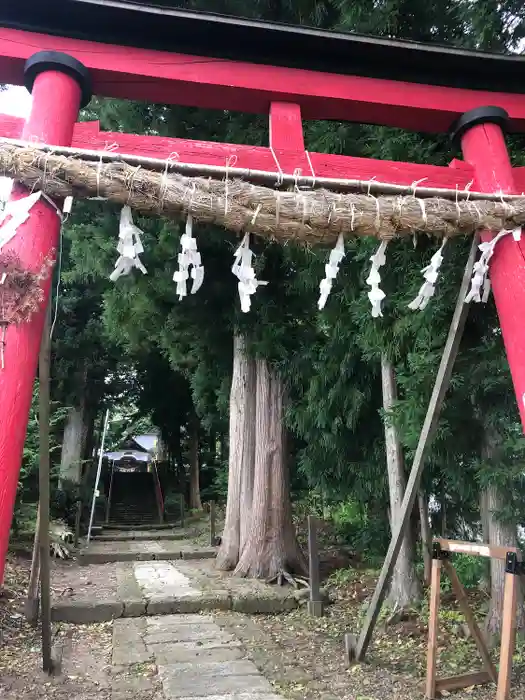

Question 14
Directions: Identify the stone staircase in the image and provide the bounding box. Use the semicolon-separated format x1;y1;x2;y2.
108;471;160;526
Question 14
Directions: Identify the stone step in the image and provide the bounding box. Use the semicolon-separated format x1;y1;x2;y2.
92;531;192;542
109;511;159;523
103;522;180;531
78;546;217;565
51;590;298;623
108;518;160;524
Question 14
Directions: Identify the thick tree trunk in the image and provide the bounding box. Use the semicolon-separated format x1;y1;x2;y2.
59;403;87;487
381;354;421;607
240;407;256;555
479;488;491;594
216;335;256;570
188;413;202;511
418;492;432;587
480;488;490;543
482;423;525;643
82;411;96;464
234;358;306;579
485;483;525;642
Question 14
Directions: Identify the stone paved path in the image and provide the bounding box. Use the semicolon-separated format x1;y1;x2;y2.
113;614;284;699
134;561;201;600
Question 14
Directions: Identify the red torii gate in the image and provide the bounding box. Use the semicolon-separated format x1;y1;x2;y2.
1;1;525;657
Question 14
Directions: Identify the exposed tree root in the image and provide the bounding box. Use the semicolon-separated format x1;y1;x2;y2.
265;570;309;588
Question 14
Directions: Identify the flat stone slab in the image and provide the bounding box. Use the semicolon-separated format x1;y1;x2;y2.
158;667;274;698
52;599;124;623
135;561;201;598
155;644;245;664
173;696;284;700
79;538;217;564
145;626;236;645
148;614;216;627
160;659;262;676
112;618;153;665
173;697;284;700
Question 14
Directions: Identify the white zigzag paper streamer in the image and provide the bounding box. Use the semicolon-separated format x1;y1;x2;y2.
465;227;522;304
173;214;204;300
318;234;345;310
366;241;388;317
110;206;147;282
232;233;268;313
0;191;42;251
408;238;447;311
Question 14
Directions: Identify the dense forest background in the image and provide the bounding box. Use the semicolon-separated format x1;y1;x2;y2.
7;0;525;639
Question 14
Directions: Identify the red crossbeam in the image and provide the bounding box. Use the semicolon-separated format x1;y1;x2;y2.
2;27;525;134
0;111;480;191
4;109;525;193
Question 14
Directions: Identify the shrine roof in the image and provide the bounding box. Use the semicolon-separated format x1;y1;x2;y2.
2;0;525;94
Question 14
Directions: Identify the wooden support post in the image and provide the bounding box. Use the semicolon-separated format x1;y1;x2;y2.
348;234;479;662
73;498;82;549
209;500;216;546
436;671;492;693
496;556;519;700
443;559;497;682
25;504;40;625
74;461;88;549
423;542;519;698
307;515;324;617
425;557;442;699
180;493;185;529
38;303;53;674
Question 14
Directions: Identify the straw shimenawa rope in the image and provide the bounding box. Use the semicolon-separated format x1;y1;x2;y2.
1;143;524;245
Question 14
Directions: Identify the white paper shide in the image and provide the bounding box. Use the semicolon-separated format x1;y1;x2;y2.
232;233;267;313
110;206;148;282
0;191;42;251
465;227;522;304
366;240;388;317
408;239;447;311
173;214;204;299
318;233;345;310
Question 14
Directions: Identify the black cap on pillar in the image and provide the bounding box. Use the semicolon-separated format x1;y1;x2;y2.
450;106;509;146
24;51;92;108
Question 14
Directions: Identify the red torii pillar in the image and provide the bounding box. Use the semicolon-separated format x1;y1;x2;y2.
0;52;90;586
455;107;525;429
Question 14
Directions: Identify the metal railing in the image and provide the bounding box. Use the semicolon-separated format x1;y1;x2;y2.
87;409;110;543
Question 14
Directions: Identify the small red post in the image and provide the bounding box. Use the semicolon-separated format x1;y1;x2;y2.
0;52;90;586
456;107;525;431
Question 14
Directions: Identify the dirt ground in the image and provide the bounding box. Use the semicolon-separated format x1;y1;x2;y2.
220;568;525;700
0;555;115;700
2;551;524;700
